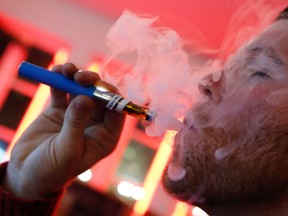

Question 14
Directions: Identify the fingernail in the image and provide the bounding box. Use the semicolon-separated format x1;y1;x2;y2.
74;98;91;112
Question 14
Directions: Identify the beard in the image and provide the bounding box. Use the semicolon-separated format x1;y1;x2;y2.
161;100;288;207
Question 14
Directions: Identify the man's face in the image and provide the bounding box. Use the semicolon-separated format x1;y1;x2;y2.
162;20;288;206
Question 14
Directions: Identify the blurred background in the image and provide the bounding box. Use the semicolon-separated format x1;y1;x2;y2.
0;0;286;215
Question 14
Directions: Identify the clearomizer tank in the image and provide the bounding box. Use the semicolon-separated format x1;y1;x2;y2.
91;87;155;122
18;61;155;122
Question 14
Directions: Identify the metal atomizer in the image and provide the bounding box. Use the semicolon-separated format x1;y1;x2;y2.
18;61;155;122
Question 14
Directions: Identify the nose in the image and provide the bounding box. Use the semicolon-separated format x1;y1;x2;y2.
198;70;224;103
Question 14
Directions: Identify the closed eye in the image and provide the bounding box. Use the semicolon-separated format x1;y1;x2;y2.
251;71;271;79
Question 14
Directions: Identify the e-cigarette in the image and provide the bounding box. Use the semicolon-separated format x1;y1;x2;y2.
18;61;155;122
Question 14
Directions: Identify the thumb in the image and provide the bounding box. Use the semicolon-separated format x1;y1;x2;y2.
60;95;94;146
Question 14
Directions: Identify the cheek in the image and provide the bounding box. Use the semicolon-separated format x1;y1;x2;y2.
182;89;288;172
162;100;288;203
207;102;288;168
193;102;270;159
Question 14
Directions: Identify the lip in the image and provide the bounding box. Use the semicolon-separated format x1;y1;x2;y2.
183;117;187;125
189;124;197;131
174;119;200;150
174;122;198;144
183;117;197;131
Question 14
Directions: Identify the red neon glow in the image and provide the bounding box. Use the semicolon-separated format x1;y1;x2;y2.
0;43;26;108
87;61;101;72
88;116;139;192
12;79;38;98
172;201;191;216
132;131;176;215
3;84;50;161
0;125;15;144
3;49;69;161
49;48;69;68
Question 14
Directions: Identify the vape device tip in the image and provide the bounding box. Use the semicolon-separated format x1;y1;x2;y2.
146;111;156;122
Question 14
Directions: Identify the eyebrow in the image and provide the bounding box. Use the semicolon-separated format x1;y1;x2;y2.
246;46;285;67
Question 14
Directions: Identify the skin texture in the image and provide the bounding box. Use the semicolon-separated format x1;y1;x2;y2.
162;20;288;215
3;63;125;199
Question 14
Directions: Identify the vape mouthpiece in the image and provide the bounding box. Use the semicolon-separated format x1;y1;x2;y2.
18;61;156;122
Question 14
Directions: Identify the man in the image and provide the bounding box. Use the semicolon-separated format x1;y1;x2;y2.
0;7;287;216
162;7;288;216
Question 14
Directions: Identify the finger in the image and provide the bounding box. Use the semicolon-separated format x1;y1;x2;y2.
74;71;100;86
59;95;94;148
51;64;62;73
74;70;118;93
62;63;79;78
50;65;67;108
50;88;68;109
103;110;126;138
50;63;84;109
78;110;125;170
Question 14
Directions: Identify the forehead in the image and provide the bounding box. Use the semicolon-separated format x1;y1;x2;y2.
247;20;288;56
221;21;288;84
228;20;288;70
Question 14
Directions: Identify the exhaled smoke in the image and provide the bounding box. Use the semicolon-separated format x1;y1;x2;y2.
100;10;204;137
99;1;287;183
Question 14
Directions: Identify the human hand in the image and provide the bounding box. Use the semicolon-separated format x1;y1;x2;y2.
3;63;125;199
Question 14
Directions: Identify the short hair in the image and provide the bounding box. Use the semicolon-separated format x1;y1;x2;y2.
276;7;288;20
